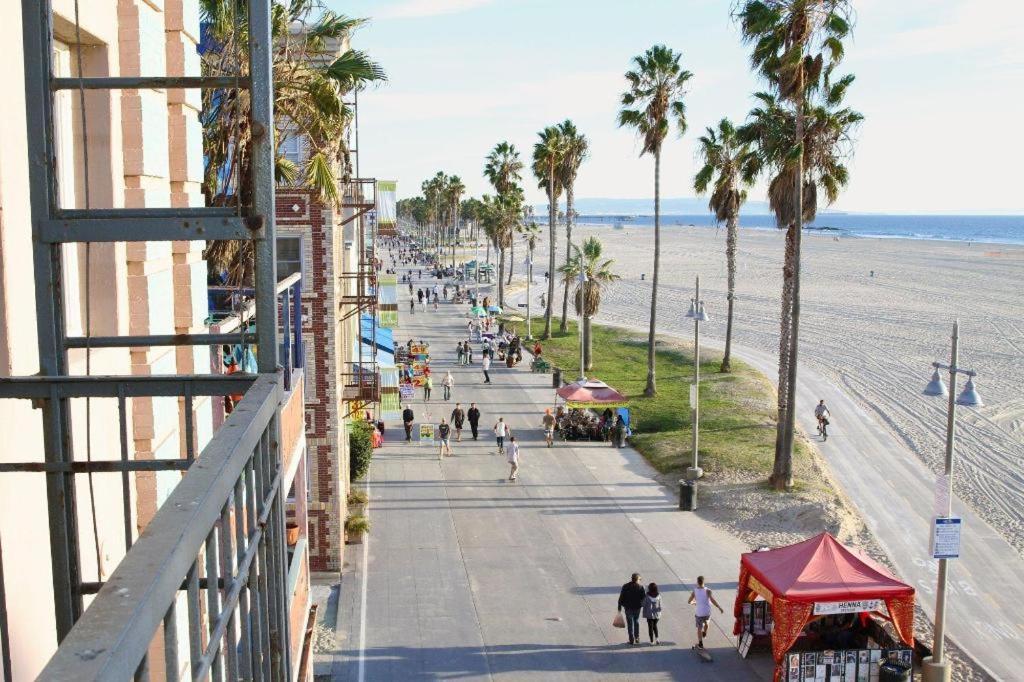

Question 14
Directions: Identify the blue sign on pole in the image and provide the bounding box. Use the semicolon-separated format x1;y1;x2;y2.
932;517;962;559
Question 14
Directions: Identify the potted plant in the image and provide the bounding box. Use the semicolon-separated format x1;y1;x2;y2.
286;521;301;546
345;514;370;545
348;489;368;517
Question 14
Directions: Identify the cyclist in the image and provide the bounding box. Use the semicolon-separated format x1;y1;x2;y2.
814;400;831;441
542;408;556;447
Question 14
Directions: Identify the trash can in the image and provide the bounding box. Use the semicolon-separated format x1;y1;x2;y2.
878;661;911;682
679;480;697;511
552;367;562;388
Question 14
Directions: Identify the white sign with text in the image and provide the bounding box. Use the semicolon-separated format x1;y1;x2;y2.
812;599;884;616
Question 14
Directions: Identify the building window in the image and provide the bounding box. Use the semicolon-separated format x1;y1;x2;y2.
277;236;303;279
280;133;304;180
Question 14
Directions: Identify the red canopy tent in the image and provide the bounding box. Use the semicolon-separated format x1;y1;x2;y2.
555;379;627;408
732;533;915;680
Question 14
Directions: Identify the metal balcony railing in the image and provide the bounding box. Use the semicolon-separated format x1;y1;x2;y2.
21;375;290;680
341;362;380;410
208;273;305;391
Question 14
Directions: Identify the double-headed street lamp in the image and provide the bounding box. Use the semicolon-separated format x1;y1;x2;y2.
921;320;983;682
684;275;709;481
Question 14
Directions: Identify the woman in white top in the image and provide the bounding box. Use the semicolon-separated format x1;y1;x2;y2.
506;435;519;481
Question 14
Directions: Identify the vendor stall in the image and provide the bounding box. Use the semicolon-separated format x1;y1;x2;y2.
554;379;629;442
732;533;916;682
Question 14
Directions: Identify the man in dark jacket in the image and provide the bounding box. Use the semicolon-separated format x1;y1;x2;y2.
402;404;415;441
618;573;646;645
467;403;481;440
451;403;466;442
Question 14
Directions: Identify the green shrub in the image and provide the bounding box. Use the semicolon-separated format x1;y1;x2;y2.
349;421;374;482
347;489;368;505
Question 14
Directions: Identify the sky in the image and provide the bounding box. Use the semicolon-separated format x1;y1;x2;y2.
329;0;1024;214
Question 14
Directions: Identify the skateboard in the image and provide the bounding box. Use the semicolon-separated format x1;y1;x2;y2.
692;645;713;663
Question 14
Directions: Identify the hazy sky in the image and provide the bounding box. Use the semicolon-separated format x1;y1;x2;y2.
331;0;1024;214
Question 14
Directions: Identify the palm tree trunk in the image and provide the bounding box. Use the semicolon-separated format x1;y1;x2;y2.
560;183;574;333
507;240;515;285
543;171;557;339
773;224;795;480
498;247;506;306
643;150;661;397
721;209;738;373
775;101;805;490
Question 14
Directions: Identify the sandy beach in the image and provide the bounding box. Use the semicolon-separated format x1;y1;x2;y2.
528;224;1024;558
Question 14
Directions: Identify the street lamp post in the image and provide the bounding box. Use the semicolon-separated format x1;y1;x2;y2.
921;320;982;682
684;275;709;480
577;269;587;381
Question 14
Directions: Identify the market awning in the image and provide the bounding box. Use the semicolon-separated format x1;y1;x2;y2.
356;315;394;367
556;379;627;408
741;532;914;603
732;533;916;678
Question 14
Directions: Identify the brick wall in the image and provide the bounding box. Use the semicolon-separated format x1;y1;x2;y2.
277;189;348;573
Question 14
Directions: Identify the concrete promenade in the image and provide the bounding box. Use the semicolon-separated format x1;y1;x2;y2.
324;268;772;681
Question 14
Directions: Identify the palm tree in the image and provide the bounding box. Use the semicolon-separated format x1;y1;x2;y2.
558;237;621;371
484;142;523;300
694;117;756;373
618;45;693;397
532;126;566;339
736;0;853;487
202;3;385;283
446;175;466;268
556;120;589;333
480;189;522;305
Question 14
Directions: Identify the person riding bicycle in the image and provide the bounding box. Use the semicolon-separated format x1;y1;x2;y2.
814;400;831;440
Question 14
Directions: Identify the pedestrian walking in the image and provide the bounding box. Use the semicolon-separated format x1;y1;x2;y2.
420;297;427;313
438;418;453;458
482;354;492;384
617;573;646;646
417;288;424;303
493;417;508;455
506;435;520;481
468;403;481;440
643;583;662;645
402;404;415;442
451;403;465;442
443;285;448;300
409;298;415;314
423;375;433;401
465;340;474;364
442;371;454;401
456;341;465;365
542;408;555;447
687;575;724;650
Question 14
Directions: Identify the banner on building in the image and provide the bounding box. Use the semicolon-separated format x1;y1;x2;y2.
377;180;397;235
378;274;398;328
379;367;400;420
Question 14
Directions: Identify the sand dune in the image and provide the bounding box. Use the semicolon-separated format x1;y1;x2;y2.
531;224;1024;556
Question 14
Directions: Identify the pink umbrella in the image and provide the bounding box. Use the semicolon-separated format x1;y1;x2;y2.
556;379;628;408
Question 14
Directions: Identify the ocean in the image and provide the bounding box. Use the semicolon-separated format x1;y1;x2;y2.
573;213;1024;246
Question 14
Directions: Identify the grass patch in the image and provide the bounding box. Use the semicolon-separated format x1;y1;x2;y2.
505;316;815;485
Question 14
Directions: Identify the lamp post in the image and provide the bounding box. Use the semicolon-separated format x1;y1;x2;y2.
921;320;982;682
577;269;587;381
684;275;709;480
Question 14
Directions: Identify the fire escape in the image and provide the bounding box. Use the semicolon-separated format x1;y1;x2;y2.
337;97;383;414
0;2;306;680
